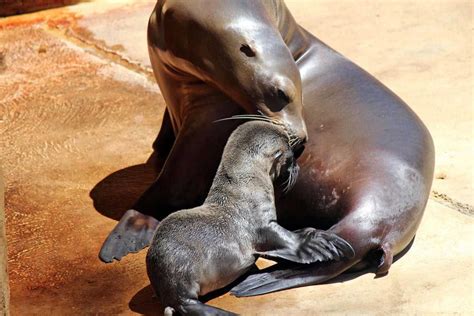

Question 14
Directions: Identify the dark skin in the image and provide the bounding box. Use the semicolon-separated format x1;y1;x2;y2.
100;0;434;296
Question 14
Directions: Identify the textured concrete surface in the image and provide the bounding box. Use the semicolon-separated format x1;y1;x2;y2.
0;168;8;315
0;0;472;315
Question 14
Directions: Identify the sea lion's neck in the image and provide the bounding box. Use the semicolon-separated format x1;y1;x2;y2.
205;158;275;211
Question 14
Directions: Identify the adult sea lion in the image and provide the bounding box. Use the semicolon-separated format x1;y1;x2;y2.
99;0;308;262
99;0;435;295
146;121;354;315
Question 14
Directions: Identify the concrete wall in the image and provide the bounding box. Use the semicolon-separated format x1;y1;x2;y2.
0;168;8;316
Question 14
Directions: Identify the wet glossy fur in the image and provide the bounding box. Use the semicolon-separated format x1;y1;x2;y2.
146;122;353;315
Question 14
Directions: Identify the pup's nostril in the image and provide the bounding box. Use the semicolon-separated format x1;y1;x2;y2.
240;44;256;57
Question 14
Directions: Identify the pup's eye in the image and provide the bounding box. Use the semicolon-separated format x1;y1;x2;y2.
273;150;283;159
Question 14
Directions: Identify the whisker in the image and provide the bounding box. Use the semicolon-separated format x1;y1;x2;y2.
230;116;272;121
236;113;267;117
214;113;293;146
233;113;268;117
283;169;292;193
284;175;292;193
213;113;285;127
289;139;299;148
290;167;298;188
231;115;265;118
213;116;272;123
283;164;299;194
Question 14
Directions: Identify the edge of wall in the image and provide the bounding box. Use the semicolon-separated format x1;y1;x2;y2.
0;0;79;17
0;167;9;316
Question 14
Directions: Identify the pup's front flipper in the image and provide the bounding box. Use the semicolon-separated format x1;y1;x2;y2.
257;223;354;264
99;209;159;263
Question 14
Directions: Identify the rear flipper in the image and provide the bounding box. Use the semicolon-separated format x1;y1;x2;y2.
230;259;358;297
175;299;237;316
99;209;159;263
232;244;396;297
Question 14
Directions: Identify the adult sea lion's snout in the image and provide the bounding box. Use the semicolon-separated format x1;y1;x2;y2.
282;110;308;145
255;56;308;144
269;105;308;148
209;14;308;144
257;73;308;145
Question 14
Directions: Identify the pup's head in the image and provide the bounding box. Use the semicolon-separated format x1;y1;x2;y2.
227;121;300;192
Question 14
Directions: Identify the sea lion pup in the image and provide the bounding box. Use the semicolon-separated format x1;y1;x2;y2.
146;121;354;316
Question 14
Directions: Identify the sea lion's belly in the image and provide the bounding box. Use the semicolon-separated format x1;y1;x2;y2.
277;35;434;231
198;250;255;296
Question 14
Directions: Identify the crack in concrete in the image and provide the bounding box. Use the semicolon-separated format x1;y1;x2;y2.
430;190;474;216
43;23;155;82
67;28;153;75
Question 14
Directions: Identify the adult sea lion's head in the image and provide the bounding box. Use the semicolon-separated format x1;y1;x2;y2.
157;0;308;143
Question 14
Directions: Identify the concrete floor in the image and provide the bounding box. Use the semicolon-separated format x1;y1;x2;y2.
0;0;472;314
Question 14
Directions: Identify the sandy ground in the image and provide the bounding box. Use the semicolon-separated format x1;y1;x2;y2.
0;0;472;314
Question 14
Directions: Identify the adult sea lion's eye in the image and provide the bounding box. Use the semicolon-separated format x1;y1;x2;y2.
277;89;290;104
240;44;256;57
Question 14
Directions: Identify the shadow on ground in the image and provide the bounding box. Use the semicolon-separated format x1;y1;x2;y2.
90;152;164;221
129;285;162;316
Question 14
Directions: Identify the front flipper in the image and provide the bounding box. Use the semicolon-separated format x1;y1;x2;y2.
256;223;354;264
99;209;159;263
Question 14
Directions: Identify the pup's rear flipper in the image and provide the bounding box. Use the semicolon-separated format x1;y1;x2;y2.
177;300;237;316
231;260;356;297
99;209;159;263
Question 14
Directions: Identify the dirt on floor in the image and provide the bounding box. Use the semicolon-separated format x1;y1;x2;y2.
0;0;472;315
